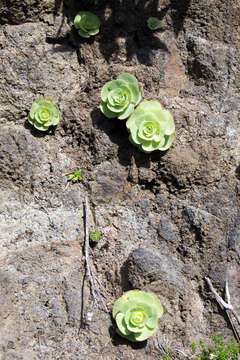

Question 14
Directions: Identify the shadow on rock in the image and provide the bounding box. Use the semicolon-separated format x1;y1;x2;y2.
55;0;173;66
24;120;57;138
109;324;148;349
90;108;159;169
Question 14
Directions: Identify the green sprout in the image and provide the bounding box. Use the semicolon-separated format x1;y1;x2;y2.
113;290;163;342
67;170;82;183
147;17;162;30
190;334;240;360
89;231;101;243
100;73;142;120
126;100;176;153
28;98;60;131
74;11;100;38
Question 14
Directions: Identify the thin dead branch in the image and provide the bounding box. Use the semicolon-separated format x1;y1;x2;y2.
83;196;108;313
205;276;240;343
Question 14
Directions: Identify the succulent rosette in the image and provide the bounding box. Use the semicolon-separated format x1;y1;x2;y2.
147;17;162;30
28;98;60;131
74;11;100;38
126;100;176;153
100;73;142;120
113;290;163;342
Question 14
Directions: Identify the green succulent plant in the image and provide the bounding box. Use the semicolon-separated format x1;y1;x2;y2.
28;98;60;131
100;73;142;120
147;17;162;30
89;231;101;243
74;11;100;38
113;290;163;342
67;170;82;183
126;100;176;153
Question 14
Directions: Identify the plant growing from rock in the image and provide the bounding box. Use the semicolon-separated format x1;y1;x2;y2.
126;100;176;153
147;17;162;30
100;73;142;120
74;11;100;38
28;98;60;131
67;169;82;183
89;231;101;243
190;334;240;360
113;290;163;342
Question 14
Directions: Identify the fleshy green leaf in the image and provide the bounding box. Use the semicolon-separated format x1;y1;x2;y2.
78;28;91;38
158;133;176;151
118;103;135;120
147;17;162;31
74;11;100;38
100;101;117;118
118;73;138;86
115;313;131;336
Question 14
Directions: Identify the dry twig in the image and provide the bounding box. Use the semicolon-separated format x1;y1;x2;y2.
205;276;240;342
83;196;108;313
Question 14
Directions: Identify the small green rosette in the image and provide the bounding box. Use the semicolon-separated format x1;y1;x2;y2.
100;73;142;120
74;11;100;38
126;100;176;153
113;290;163;342
147;17;162;30
28;98;60;131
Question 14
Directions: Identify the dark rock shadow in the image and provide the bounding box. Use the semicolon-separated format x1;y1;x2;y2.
24;120;57;138
53;0;174;65
170;0;191;35
90;108;159;169
90;108;169;171
235;165;240;180
120;258;133;292
52;0;191;64
109;323;148;349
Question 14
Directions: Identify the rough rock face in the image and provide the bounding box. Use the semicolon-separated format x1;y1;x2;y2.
0;0;239;359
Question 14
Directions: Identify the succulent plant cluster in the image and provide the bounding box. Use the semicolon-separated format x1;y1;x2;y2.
100;74;176;152
28;98;60;131
74;11;100;38
67;170;83;183
113;290;163;342
100;73;142;120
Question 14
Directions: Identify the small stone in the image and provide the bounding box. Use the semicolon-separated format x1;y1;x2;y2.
157;217;179;243
126;248;186;292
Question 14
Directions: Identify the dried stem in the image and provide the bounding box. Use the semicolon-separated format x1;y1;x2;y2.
205;277;240;343
83;197;108;313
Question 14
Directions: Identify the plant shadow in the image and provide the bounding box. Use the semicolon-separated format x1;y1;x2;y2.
109;323;148;349
90;108;168;169
52;0;191;66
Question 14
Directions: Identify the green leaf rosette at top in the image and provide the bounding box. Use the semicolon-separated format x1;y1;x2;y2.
74;11;100;38
126;100;176;153
113;290;163;342
100;73;142;120
147;17;162;30
28;98;60;131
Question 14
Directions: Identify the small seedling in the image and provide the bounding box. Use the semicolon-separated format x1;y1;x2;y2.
190;334;240;360
100;73;142;120
126;100;176;153
113;290;163;342
147;17;162;30
89;231;101;243
74;11;100;38
28;98;60;131
67;170;82;183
